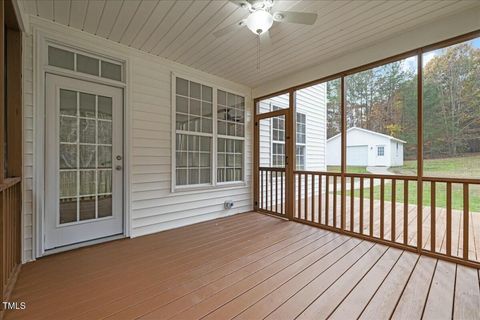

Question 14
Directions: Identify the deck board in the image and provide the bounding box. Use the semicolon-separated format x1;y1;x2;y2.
5;212;480;320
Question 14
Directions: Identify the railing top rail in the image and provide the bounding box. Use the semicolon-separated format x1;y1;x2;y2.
292;171;480;184
0;177;21;192
259;167;286;172
293;170;342;176
422;176;480;185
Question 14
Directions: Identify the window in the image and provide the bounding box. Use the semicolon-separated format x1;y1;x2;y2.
271;105;306;170
174;76;245;188
48;45;123;81
217;90;245;183
175;78;213;186
377;146;385;156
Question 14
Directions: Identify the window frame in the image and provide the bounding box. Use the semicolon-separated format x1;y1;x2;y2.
377;145;385;157
171;73;246;192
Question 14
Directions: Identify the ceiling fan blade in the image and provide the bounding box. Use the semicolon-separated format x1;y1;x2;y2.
229;0;252;11
272;11;318;25
259;30;272;47
212;20;245;38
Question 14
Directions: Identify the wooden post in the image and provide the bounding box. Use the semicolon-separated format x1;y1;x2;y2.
286;90;296;220
253;101;259;211
340;77;346;231
0;0;4;184
0;0;5;307
417;53;423;253
6;28;22;178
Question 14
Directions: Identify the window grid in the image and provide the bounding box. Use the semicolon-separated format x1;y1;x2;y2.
175;77;213;187
377;146;385;156
48;45;123;82
174;76;245;188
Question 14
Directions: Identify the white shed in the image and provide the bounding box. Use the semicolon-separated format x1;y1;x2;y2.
327;127;406;167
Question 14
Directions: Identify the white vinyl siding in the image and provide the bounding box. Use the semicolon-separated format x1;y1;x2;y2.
22;21;252;262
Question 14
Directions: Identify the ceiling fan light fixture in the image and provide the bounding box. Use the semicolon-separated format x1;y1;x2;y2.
246;10;273;35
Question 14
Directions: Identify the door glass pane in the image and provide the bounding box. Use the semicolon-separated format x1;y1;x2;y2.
79;119;96;143
60;171;77;197
60;199;77;223
98;146;112;168
98;121;112;144
60;144;77;169
79;196;96;220
57;88;117;224
98;170;112;194
79;145;96;168
79;170;96;195
98;195;112;218
60;116;77;143
60;89;77;116
98;96;112;120
80;93;96;118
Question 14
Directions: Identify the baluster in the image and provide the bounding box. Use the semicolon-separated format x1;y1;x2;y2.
297;174;301;219
333;176;337;227
305;174;308;221
370;177;374;237
360;177;364;234
325;175;329;225
311;175;315;223
380;178;385;239
260;170;263;210
446;182;452;256
275;171;278;213
350;176;354;232
318;174;322;225
270;170;273;212
431;181;436;252
280;171;284;215
404;181;409;245
463;183;469;260
391;179;396;242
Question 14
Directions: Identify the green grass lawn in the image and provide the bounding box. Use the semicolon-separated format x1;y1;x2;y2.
348;180;480;212
389;153;480;179
337;154;480;211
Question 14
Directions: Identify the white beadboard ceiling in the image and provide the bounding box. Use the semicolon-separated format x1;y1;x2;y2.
19;0;480;87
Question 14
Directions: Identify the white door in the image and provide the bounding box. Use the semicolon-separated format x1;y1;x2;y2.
45;74;124;250
347;145;368;166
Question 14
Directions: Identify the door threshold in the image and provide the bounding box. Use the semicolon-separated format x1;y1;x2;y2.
42;234;126;256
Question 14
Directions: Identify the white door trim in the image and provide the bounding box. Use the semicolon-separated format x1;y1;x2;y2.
33;28;132;259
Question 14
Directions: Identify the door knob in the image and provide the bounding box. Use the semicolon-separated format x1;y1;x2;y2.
115;165;122;171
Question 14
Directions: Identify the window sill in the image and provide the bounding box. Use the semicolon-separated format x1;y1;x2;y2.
172;181;248;195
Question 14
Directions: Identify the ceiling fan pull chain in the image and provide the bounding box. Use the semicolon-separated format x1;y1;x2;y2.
257;35;260;71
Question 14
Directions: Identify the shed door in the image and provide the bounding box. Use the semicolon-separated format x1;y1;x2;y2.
347;145;368;166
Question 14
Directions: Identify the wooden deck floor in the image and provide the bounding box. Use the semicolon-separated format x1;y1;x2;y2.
5;212;480;320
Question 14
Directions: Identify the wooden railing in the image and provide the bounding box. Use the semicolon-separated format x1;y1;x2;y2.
291;171;480;267
1;177;22;307
258;167;286;217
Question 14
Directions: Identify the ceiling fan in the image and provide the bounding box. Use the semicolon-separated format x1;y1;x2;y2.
213;0;318;43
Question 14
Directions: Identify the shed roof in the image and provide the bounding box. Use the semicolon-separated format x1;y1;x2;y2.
327;127;407;144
